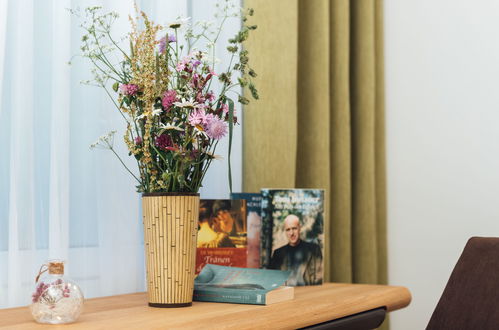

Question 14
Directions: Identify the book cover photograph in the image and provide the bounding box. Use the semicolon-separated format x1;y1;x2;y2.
231;193;262;268
193;264;293;305
261;189;324;286
195;199;247;274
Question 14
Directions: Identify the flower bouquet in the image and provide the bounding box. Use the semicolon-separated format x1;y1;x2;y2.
77;2;258;193
74;1;258;308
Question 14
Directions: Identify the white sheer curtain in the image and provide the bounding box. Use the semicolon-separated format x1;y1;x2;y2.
0;0;242;308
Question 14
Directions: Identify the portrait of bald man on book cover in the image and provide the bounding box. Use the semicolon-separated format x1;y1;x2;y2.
265;189;324;286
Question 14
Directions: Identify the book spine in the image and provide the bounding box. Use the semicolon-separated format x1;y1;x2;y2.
193;289;266;305
260;191;273;268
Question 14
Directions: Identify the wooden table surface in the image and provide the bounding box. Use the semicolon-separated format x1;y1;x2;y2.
0;283;411;330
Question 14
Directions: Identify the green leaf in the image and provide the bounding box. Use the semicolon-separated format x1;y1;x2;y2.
227;98;235;193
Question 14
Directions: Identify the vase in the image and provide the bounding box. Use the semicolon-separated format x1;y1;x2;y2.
30;260;84;324
142;192;199;307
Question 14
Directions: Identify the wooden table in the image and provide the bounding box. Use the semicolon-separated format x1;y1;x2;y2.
0;283;411;329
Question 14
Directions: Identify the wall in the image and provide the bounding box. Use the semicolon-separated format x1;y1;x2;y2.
385;0;499;329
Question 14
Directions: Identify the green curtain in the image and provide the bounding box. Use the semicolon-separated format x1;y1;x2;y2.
243;0;387;289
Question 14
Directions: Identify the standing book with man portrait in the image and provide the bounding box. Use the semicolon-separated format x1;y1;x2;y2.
261;189;324;286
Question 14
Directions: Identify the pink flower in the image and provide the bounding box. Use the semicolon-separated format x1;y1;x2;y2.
32;282;49;303
120;84;139;96
206;91;215;102
205;116;227;140
162;90;177;110
134;136;142;145
63;284;71;298
176;57;190;71
221;103;229;115
188;109;209;127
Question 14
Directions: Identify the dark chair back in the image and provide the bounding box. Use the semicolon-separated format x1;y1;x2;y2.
427;237;499;330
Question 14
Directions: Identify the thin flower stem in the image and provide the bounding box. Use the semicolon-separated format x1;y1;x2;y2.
88;56;122;83
109;147;141;184
102;85;128;122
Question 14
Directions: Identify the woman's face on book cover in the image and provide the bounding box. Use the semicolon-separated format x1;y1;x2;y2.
214;210;234;233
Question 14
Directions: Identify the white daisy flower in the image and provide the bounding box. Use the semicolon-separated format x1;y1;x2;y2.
168;17;191;29
152;108;162;116
174;98;198;109
160;122;184;131
193;125;208;139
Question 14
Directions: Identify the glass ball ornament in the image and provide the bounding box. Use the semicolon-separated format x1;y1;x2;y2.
30;260;84;324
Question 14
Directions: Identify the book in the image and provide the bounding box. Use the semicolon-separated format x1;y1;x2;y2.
230;193;262;268
195;199;247;274
261;189;325;286
193;264;293;305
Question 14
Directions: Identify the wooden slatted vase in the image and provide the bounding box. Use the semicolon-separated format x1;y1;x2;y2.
142;192;199;307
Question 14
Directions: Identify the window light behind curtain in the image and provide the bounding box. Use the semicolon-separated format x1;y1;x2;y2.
0;0;242;308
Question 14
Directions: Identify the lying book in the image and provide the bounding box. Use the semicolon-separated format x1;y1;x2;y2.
193;264;293;305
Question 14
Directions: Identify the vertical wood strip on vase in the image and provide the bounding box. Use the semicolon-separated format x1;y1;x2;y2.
190;197;196;298
146;198;153;302
181;197;186;301
165;196;170;303
165;197;172;297
174;195;179;303
152;197;157;303
178;196;183;303
183;198;189;300
172;195;177;304
142;198;149;302
149;198;154;302
155;197;161;303
175;195;180;303
188;197;194;299
159;196;165;304
167;196;173;303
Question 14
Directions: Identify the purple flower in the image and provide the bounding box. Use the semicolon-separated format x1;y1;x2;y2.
155;134;173;151
120;84;139;96
162;90;177;110
159;34;177;53
205;116;227;140
134;136;143;145
158;37;167;54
